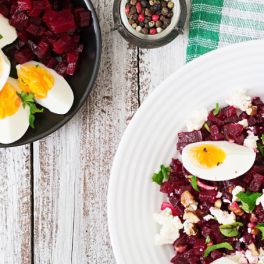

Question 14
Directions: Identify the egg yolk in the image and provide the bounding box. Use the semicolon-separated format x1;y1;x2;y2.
17;64;54;99
189;144;226;168
0;82;21;119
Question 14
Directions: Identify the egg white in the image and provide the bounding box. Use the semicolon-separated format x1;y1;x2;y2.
0;14;17;48
182;141;256;181
0;49;11;92
16;61;74;115
0;78;29;144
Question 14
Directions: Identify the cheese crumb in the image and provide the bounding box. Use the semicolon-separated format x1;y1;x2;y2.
203;214;214;221
232;186;245;202
186;108;208;132
244;131;259;151
256;190;264;208
153;208;183;246
226;89;252;114
238;119;249;128
209;207;236;225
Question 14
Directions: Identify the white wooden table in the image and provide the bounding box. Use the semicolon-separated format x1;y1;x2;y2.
0;1;190;263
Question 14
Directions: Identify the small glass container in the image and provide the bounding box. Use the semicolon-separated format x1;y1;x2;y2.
113;0;187;48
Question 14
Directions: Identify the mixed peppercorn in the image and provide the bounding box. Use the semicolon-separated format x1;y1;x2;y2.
125;0;174;35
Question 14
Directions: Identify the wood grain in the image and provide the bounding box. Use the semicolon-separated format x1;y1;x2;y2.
0;146;31;264
33;0;139;263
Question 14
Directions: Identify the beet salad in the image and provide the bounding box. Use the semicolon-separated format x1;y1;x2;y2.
152;90;264;264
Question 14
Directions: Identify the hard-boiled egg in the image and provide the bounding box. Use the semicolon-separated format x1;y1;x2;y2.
0;14;17;48
182;141;256;181
16;61;74;115
0;49;11;92
0;78;29;144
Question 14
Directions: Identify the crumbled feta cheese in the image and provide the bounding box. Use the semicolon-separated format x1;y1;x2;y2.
203;214;214;221
245;250;259;264
232;186;245;202
223;198;231;204
183;221;197;236
186;108;208;132
238;119;249;128
209;207;236;225
256;190;264;208
216;191;223;198
226;89;252;114
244;131;259;151
211;252;248;264
153;208;183;246
183;211;200;223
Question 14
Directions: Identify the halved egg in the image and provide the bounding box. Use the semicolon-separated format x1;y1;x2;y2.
182;141;256;181
16;61;74;114
0;14;17;48
0;49;11;92
0;78;29;144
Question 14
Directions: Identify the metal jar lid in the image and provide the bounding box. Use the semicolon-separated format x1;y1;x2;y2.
113;0;187;49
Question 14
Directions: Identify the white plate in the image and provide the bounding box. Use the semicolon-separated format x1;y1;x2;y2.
108;39;264;264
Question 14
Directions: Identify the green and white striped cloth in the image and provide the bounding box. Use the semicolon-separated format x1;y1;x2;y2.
186;0;264;62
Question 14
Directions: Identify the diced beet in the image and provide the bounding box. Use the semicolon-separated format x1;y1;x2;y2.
26;23;40;36
210;125;224;141
17;0;32;11
222;106;237;118
52;34;75;54
199;189;218;203
207;111;225;126
10;12;29;30
0;4;10;18
44;56;57;68
55;61;67;76
43;8;76;33
161;201;182;216
14;47;34;64
249;173;264;192
74;8;91;27
29;1;43;17
177;131;203;152
36;40;49;58
252;97;264;106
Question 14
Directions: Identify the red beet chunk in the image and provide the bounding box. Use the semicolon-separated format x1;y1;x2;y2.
210;125;224;141
52;34;75;54
74;8;91;28
44;56;57;68
10;12;29;30
14;47;34;64
55;61;67;76
17;0;32;11
43;8;76;33
223;123;244;143
29;1;44;17
0;4;10;18
249;173;264;192
177;131;203;152
26;23;40;36
199;189;218;204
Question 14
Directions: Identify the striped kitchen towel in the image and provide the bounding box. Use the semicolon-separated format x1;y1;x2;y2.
186;0;264;62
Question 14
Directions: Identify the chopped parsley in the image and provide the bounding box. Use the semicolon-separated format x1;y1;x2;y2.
187;175;199;192
0;34;3;40
256;223;264;240
204;123;210;132
213;102;220;116
236;191;262;213
17;92;44;128
205;236;211;243
152;165;170;185
204;242;233;257
219;222;243;237
261;134;264;143
258;142;264;156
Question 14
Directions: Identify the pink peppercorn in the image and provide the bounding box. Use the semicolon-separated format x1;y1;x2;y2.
125;5;130;15
149;28;157;35
138;13;145;22
152;14;159;22
136;2;142;14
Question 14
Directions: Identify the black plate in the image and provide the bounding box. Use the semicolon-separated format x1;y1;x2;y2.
0;0;101;148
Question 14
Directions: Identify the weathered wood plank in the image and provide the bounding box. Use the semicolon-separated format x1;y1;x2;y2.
139;0;191;102
33;0;139;263
0;146;31;264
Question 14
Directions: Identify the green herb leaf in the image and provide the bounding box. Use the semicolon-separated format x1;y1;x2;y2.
236;191;262;213
261;134;264;143
0;34;3;40
213;102;220;116
204;242;233;258
17;92;44;128
258;143;264;156
219;222;243;237
204;123;210;132
152;165;170;185
205;236;211;243
256;223;264;240
187;175;199;192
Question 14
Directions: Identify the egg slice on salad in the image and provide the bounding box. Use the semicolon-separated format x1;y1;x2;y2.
182;141;256;181
0;14;17;48
0;78;29;144
16;61;74;115
0;49;11;92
